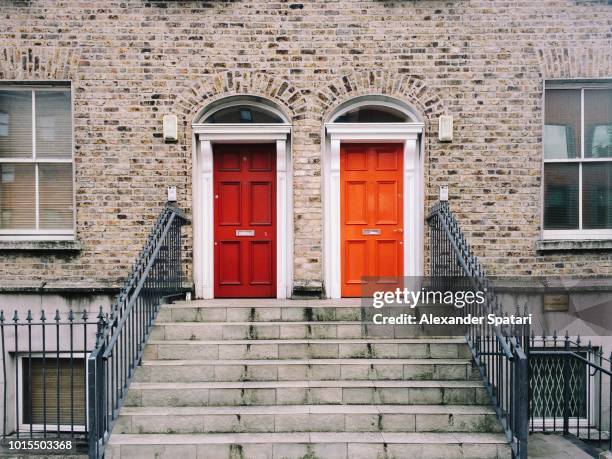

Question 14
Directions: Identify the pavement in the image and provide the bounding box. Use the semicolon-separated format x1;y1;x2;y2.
528;433;596;458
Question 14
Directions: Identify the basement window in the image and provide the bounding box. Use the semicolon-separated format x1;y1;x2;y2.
20;356;86;431
0;85;74;241
543;82;612;240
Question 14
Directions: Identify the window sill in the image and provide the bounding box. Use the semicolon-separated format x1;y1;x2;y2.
0;240;82;252
535;239;612;253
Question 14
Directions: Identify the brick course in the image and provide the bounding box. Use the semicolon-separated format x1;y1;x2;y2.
0;0;611;292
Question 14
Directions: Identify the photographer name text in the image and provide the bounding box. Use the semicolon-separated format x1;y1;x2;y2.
372;313;532;326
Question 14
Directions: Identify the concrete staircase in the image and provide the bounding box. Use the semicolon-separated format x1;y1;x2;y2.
106;300;511;459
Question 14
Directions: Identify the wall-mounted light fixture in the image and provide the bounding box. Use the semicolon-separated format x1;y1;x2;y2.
163;114;178;142
438;115;453;142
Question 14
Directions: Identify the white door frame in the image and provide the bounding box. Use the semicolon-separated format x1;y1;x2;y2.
192;124;293;299
323;122;425;298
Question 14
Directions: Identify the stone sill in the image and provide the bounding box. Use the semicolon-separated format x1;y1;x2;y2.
535;239;612;253
0;240;82;252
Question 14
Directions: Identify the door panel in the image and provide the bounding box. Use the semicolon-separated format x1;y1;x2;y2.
214;143;276;298
218;241;241;285
218;182;242;225
345;240;368;284
341;143;403;297
249;182;273;225
345;181;368;224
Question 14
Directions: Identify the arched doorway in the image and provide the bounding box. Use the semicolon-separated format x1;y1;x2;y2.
323;96;425;298
192;96;292;299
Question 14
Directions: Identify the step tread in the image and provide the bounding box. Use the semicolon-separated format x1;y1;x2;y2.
155;321;443;326
147;338;466;345
140;358;471;366
166;299;362;308
108;431;508;445
130;380;484;389
119;404;495;416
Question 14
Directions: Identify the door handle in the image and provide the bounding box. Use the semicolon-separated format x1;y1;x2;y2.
393;228;404;233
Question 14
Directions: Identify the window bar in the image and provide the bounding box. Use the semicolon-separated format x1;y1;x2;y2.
27;311;32;437
587;342;591;441
41;310;47;438
82;309;87;436
0;312;5;440
598;348;603;447
55;310;60;438
608;353;611;452
68;309;74;438
13;312;19;439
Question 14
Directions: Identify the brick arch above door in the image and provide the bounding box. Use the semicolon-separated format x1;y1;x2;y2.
174;71;308;128
315;70;446;123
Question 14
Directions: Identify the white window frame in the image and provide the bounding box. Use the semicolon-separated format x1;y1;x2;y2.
0;83;75;241
16;353;88;433
543;81;612;241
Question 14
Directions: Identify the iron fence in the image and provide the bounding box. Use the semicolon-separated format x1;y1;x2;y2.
87;203;189;458
0;203;189;458
0;308;101;447
530;333;612;453
427;201;529;459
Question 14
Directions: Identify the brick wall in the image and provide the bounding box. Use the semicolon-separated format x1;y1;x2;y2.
0;0;611;292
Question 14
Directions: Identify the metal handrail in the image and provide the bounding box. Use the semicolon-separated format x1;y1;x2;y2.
426;201;529;459
87;203;189;459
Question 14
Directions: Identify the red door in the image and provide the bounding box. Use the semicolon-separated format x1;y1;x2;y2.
341;143;404;297
214;144;276;298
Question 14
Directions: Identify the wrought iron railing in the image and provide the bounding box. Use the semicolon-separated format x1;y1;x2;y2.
427;201;529;459
0;203;189;457
0;308;101;449
87;203;189;458
530;333;611;453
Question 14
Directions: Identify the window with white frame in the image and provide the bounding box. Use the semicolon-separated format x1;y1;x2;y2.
543;82;612;239
0;86;73;239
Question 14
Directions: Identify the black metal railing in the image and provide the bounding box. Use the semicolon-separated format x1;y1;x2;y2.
0;203;189;456
427;201;529;459
0;308;102;448
87;203;189;458
530;333;612;453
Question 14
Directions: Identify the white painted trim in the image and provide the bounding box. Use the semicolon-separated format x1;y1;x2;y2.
543;230;612;240
193;128;292;299
192;124;291;138
198;139;215;300
323;122;424;298
329;139;342;299
325;123;423;140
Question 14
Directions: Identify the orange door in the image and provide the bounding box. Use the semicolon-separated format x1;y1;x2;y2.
341;143;404;297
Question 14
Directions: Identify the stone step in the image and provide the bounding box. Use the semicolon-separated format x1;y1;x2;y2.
143;338;472;360
106;432;512;459
134;358;478;382
157;302;459;326
157;302;365;323
114;404;503;435
124;380;489;407
150;321;457;340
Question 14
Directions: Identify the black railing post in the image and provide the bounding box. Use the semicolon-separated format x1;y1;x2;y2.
515;346;529;459
563;331;570;435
